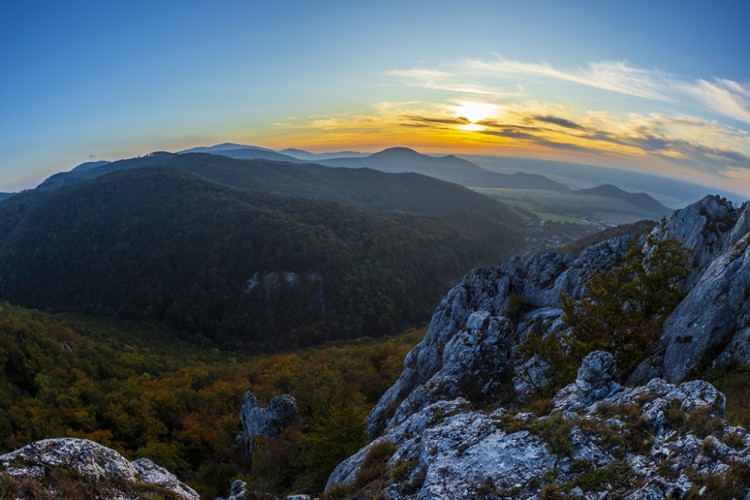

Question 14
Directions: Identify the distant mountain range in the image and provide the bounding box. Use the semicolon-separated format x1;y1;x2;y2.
279;148;369;161
465;154;741;207
35;152;514;219
316;147;570;192
179;144;370;162
30;144;675;227
170;144;568;191
572;184;672;217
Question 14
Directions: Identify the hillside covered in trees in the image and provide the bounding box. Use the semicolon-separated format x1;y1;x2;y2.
0;302;422;497
0;163;526;349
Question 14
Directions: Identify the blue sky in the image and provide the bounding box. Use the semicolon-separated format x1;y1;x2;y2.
1;0;749;194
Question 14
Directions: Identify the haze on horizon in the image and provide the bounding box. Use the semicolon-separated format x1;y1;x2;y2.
1;1;748;197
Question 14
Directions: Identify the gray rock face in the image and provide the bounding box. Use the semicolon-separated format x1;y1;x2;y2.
661;195;749;284
328;356;749;499
336;195;750;497
219;479;250;499
629;196;750;382
660;229;750;381
239;391;300;455
552;351;621;411
367;235;636;437
367;195;750;437
0;437;198;499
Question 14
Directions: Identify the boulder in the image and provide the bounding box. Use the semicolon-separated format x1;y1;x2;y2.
239;391;300;455
0;438;198;499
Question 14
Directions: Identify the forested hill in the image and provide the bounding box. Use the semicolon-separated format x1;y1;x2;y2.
0;166;524;349
34;152;521;219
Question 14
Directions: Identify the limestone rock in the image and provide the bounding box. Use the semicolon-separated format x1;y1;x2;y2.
0;437;198;499
329;357;750;499
239;391;300;455
552;351;620;411
367;235;635;436
369;196;750;437
219;479;249;499
344;195;750;497
660;230;750;381
575;350;619;400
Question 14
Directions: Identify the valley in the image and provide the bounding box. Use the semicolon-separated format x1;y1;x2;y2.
0;146;748;499
0;301;422;497
4;3;749;498
473;187;669;226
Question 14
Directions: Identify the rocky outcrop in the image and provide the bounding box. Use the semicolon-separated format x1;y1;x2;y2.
332;195;750;497
0;437;198;499
218;479;312;500
244;271;325;314
660;229;750;381
367;195;750;437
367;232;636;436
239;391;300;455
328;353;750;498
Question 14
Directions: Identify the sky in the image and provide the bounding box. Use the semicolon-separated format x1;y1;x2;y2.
1;0;749;196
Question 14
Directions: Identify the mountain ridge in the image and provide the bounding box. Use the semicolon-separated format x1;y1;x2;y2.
32;152;521;219
320;147;570;191
573;183;672;216
0;165;525;348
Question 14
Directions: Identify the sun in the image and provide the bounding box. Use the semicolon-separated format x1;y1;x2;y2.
450;101;501;131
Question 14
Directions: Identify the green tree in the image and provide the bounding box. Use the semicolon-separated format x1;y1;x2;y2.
308;405;368;488
561;222;691;379
522;223;691;391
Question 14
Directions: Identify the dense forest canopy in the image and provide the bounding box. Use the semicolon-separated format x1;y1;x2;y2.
0;166;525;349
0;302;422;497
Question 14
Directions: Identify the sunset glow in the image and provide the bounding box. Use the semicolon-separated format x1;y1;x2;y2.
0;1;748;197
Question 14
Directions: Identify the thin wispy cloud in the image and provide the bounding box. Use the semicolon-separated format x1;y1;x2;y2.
394;57;750;125
681;78;750;124
465;59;672;101
386;68;525;98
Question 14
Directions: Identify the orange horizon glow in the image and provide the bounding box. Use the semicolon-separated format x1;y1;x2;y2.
236;92;750;199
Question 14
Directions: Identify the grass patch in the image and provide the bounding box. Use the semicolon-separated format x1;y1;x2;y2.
495;412;574;458
687;461;750;499
708;365;750;429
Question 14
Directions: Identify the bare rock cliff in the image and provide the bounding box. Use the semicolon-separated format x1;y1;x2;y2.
334;195;750;498
368;196;750;438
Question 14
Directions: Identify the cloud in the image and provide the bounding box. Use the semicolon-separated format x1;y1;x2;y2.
457;58;673;101
386;68;525;98
681;78;750;124
532;115;587;130
394;57;750;125
481;128;539;140
273;95;750;183
402;114;470;125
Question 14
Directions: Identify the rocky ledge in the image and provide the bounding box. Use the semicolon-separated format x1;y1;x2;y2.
327;352;750;498
0;437;198;499
330;196;750;498
367;195;750;437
